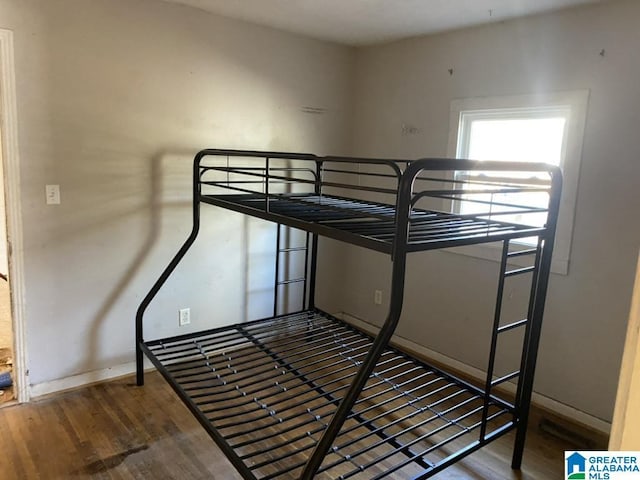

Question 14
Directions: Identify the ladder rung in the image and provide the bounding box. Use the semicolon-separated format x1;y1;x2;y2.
278;247;308;253
497;319;528;333
507;248;538;258
491;370;520;387
504;266;536;277
277;278;306;286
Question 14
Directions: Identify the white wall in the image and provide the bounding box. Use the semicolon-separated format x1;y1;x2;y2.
0;0;353;388
344;0;640;422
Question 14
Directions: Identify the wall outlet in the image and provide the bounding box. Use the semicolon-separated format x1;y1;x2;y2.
374;290;383;305
178;308;190;326
45;184;61;205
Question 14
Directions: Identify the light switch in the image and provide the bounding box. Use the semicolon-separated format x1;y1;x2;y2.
45;184;60;205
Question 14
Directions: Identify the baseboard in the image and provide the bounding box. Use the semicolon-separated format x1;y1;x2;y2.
29;359;153;399
335;311;612;436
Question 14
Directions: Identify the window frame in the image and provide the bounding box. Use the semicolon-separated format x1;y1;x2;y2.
447;90;589;275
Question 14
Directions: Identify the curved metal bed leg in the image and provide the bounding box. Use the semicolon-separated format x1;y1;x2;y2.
135;150;205;386
300;160;415;479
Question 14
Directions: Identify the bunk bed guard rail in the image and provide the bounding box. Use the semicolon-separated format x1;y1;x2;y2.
135;149;562;480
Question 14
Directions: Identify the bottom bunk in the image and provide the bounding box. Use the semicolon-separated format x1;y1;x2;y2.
141;310;518;480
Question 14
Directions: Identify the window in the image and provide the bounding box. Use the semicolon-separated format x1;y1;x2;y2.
447;91;589;274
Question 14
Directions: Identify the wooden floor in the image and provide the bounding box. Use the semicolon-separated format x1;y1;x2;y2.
0;372;597;479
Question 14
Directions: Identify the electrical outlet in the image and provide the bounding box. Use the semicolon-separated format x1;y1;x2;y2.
45;184;61;205
179;308;190;326
374;290;383;305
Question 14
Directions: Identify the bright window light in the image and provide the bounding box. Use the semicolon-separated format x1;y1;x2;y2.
448;91;589;275
465;116;566;165
456;108;569;245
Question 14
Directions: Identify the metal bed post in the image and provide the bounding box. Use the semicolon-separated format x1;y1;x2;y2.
273;224;281;317
307;234;319;311
479;239;511;441
307;159;323;311
302;231;311;309
299;159;418;479
511;169;562;468
135;151;205;386
512;237;543;412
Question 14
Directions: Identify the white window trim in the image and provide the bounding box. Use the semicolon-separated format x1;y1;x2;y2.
447;90;589;275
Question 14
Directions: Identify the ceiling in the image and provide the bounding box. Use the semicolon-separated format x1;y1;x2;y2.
162;0;606;46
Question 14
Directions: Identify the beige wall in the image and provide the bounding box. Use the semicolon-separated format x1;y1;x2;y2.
0;0;353;386
343;0;640;422
2;0;638;425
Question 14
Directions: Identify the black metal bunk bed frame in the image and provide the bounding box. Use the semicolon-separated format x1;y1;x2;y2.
136;149;562;479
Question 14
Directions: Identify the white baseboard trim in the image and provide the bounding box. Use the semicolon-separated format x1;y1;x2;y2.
335;312;612;435
29;359;153;399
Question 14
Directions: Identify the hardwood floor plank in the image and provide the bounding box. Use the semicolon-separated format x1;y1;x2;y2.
3;402;40;478
0;372;604;479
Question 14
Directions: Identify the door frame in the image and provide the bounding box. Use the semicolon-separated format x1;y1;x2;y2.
609;251;640;449
0;28;28;402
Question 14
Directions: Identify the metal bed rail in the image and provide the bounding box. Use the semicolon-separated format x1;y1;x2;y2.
196;150;558;252
141;310;517;479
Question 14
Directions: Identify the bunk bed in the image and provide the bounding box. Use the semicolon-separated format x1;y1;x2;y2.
136;149;562;479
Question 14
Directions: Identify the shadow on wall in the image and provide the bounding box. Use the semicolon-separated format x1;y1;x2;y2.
83;150;165;379
80;150;295;380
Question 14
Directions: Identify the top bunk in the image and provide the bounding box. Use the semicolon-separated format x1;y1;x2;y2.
195;149;562;255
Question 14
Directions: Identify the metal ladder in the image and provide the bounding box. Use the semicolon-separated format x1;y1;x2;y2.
273;223;311;316
480;237;543;441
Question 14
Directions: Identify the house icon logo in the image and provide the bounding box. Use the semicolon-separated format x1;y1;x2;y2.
566;452;586;479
